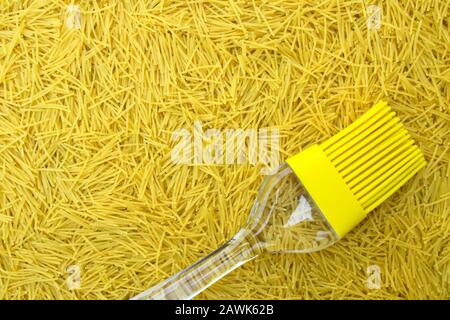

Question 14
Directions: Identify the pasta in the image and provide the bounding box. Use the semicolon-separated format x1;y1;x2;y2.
0;0;448;299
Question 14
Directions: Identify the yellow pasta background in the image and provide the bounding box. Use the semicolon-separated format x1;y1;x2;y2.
0;0;448;299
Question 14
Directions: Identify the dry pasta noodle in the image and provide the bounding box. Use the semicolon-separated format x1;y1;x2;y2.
0;0;448;299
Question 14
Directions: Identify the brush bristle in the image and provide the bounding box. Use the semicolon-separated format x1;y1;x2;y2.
320;101;426;213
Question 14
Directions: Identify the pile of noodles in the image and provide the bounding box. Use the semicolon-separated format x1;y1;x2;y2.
0;1;448;299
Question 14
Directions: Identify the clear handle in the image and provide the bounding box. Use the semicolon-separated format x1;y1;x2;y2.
131;163;339;299
131;228;260;300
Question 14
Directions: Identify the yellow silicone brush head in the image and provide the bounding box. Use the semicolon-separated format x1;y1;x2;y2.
319;101;426;213
287;101;426;238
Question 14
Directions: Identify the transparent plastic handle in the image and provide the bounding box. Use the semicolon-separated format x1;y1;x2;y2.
131;228;259;300
131;163;339;300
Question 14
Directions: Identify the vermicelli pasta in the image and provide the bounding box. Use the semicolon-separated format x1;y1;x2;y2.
0;0;448;299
